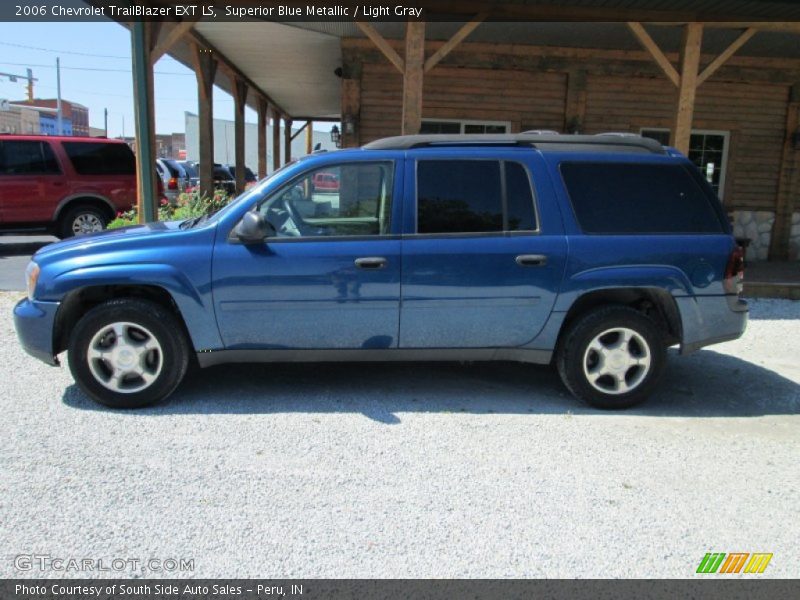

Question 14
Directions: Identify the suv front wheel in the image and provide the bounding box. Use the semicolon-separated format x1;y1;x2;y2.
67;298;190;409
557;305;666;409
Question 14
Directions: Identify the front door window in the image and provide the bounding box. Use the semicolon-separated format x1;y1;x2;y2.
256;162;394;238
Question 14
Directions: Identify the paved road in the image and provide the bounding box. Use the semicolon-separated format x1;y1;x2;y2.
0;235;58;291
1;292;798;578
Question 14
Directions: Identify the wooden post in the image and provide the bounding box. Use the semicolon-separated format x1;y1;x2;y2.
232;77;248;194
305;120;313;155
341;58;362;147
284;117;293;164
563;69;587;134
257;98;267;179
192;43;217;199
271;106;280;172
769;91;800;260
402;21;425;135
130;21;158;222
341;79;361;147
671;23;703;154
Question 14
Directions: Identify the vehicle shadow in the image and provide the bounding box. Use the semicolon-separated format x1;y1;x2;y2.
61;349;800;420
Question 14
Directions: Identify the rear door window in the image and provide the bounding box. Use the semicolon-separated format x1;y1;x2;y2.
62;142;135;175
416;160;537;234
560;162;724;234
0;140;60;175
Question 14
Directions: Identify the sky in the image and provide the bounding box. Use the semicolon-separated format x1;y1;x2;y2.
0;21;333;138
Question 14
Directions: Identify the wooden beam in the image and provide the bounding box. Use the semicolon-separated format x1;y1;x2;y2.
151;19;195;64
672;23;704;154
257;97;268;179
768;95;800;260
284;117;293;164
232;78;248;195
290;121;308;141
306;120;313;155
563;69;587;133
191;42;217;199
343;37;800;73
341;78;361;147
355;21;405;73
271;106;280;172
695;22;800;34
626;22;680;87
424;12;487;72
402;22;426;135
697;28;757;86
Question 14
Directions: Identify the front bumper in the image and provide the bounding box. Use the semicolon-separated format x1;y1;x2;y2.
13;298;60;366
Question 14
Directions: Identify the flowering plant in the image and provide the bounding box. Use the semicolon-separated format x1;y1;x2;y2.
108;190;233;229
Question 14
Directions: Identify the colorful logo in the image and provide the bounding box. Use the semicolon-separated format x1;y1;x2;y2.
696;552;773;574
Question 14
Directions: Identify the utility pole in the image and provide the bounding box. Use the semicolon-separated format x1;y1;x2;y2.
55;57;63;135
26;68;34;101
104;108;108;137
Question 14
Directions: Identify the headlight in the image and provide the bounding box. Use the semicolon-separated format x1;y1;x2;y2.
25;262;40;300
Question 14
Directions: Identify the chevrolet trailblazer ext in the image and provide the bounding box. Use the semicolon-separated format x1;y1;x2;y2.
13;133;747;410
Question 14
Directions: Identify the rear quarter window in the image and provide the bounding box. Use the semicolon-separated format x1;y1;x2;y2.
560;162;724;234
62;142;135;175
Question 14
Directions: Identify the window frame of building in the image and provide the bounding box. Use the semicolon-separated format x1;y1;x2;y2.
640;127;730;200
420;119;512;135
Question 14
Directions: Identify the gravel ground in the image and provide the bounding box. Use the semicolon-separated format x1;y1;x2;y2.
0;292;798;579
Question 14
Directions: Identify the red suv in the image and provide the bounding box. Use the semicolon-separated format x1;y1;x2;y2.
311;171;339;192
0;135;144;238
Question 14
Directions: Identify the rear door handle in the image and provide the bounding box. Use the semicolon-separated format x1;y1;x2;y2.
515;254;548;267
354;257;387;270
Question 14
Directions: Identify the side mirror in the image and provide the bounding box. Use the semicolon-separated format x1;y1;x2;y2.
234;210;275;244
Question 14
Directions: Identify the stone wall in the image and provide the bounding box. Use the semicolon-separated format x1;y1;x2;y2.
790;212;800;261
731;210;775;261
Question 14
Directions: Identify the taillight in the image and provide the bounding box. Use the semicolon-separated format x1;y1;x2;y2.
724;244;745;295
168;177;178;190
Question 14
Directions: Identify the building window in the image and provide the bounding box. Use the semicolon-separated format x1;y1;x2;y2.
420;119;510;135
641;128;730;199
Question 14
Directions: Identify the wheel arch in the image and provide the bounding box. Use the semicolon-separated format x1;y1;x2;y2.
558;287;683;348
53;284;193;356
53;194;116;222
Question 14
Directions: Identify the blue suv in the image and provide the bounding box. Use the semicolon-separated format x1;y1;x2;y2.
13;133;747;410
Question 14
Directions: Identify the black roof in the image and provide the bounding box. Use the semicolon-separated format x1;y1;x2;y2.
363;133;666;154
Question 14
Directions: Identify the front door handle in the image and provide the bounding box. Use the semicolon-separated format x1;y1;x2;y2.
515;254;548;267
354;257;387;270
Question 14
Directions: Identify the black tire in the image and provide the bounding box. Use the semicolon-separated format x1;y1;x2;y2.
67;298;190;409
58;204;109;239
556;305;666;409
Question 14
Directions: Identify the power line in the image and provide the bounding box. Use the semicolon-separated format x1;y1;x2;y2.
0;40;131;59
0;61;192;76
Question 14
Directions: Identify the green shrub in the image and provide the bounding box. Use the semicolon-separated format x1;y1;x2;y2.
107;190;233;230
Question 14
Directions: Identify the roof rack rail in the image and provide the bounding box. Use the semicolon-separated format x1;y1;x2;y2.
363;133;666;154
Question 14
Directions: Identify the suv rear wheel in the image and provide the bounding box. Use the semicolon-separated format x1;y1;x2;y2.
67;298;190;409
556;305;666;409
59;204;108;238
